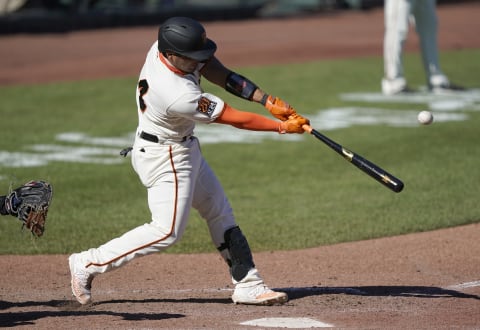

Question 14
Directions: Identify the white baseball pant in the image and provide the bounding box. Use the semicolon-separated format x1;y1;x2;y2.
78;136;237;275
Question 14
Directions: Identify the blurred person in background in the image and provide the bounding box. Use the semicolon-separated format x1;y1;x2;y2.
381;0;465;95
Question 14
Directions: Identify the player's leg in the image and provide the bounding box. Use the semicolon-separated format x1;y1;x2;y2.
74;179;194;272
413;0;464;92
69;140;201;304
192;156;287;305
382;0;412;94
412;0;446;87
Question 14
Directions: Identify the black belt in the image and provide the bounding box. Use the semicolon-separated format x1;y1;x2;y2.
140;131;189;143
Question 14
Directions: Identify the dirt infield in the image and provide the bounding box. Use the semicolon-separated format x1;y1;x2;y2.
1;224;479;329
1;3;480;329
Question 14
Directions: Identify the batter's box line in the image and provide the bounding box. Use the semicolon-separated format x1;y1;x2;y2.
280;286;367;296
92;285;480;301
447;280;480;290
278;285;480;300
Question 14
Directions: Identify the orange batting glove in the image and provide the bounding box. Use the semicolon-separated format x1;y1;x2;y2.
278;114;310;134
263;95;297;121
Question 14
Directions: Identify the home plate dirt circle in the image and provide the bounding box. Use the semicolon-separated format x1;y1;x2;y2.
240;317;333;328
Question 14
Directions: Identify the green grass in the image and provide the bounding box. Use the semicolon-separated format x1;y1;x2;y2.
0;49;478;254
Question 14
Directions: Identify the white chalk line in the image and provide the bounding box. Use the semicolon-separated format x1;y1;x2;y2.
3;88;479;168
122;286;367;295
447;280;480;290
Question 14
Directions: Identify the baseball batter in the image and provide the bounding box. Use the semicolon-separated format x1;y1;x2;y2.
69;17;309;306
382;0;465;95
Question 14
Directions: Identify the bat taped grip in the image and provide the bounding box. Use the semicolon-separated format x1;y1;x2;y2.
302;124;312;133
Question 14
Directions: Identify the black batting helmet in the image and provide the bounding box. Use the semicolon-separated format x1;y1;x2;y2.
158;17;217;62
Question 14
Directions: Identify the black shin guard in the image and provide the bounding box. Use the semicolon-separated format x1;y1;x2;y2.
221;226;255;281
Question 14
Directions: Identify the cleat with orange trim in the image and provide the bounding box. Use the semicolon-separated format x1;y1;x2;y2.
232;283;288;305
68;253;94;305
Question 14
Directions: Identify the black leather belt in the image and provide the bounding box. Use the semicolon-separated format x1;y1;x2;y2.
140;131;189;143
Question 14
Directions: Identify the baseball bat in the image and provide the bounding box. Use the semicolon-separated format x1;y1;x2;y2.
302;125;404;193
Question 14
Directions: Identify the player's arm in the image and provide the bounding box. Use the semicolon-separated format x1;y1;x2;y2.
0;195;7;215
214;103;308;134
201;57;296;121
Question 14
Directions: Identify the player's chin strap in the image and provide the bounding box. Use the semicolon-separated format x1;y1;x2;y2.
218;226;255;282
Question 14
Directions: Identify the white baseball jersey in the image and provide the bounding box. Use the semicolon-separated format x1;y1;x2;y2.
76;41;244;279
136;41;225;140
382;0;449;94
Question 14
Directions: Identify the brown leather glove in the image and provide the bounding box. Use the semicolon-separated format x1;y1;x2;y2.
5;180;53;237
263;95;296;121
278;114;310;134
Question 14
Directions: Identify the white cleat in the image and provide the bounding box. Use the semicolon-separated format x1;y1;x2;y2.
232;283;288;305
68;253;94;305
381;77;411;95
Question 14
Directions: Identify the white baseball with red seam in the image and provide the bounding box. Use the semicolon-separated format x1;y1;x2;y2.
417;111;433;125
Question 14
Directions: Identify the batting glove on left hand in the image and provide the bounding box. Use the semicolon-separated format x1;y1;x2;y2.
263;95;297;121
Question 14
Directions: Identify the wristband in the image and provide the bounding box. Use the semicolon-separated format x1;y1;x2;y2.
260;94;269;106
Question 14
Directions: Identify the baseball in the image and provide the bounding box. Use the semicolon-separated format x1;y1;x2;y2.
417;111;433;125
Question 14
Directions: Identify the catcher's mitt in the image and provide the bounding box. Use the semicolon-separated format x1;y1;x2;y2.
5;180;53;237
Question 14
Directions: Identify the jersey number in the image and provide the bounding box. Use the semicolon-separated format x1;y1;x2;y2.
138;79;149;112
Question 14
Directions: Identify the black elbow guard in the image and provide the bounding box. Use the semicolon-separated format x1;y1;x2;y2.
225;72;258;100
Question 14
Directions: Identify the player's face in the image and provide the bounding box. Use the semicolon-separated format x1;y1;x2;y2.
168;53;199;74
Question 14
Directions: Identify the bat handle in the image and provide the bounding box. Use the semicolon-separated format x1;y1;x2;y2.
302;124;313;133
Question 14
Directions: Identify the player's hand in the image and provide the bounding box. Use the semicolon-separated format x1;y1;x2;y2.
278;114;310;134
263;95;296;121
